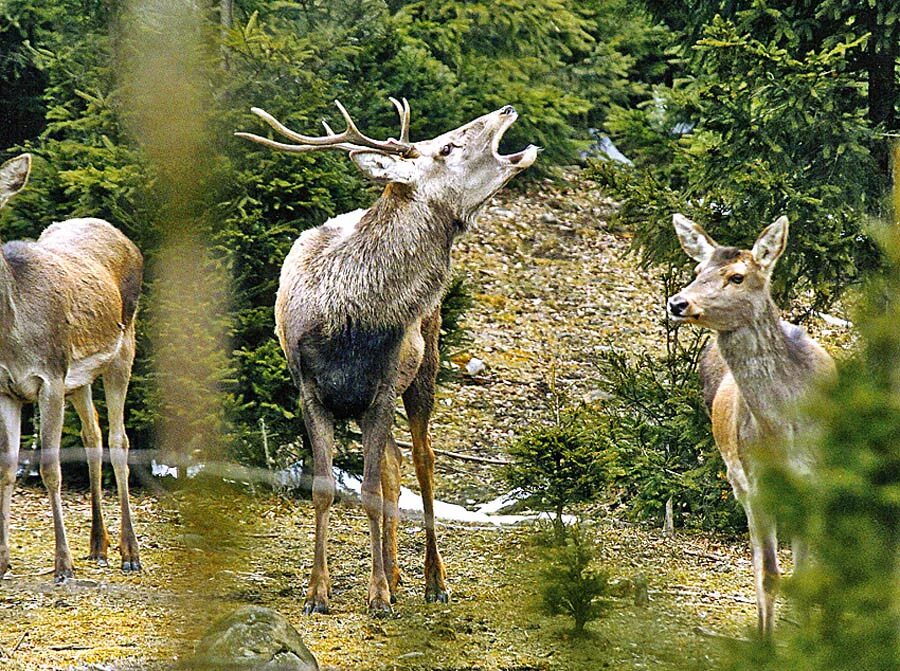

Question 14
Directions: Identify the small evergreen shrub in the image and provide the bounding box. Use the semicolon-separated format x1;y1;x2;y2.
588;303;743;532
540;525;612;635
504;405;605;538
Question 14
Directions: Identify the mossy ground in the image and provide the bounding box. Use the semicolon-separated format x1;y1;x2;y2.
1;485;787;671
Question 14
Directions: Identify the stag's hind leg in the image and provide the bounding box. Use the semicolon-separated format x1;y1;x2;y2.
71;385;110;565
381;435;402;602
300;385;336;615
104;338;141;572
402;307;449;604
0;395;22;577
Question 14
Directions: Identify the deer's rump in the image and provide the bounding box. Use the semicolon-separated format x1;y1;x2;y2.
295;323;405;420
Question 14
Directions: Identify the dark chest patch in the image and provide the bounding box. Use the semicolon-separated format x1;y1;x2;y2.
296;323;404;420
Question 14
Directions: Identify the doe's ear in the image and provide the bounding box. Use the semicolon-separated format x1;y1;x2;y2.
349;150;416;184
0;153;31;208
672;213;717;263
751;215;789;273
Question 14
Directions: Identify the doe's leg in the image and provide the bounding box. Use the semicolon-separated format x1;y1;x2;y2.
0;395;21;577
104;354;141;572
38;382;74;582
747;507;780;638
70;385;110;565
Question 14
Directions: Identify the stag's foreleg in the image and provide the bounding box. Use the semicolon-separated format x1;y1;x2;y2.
402;308;449;604
299;385;336;615
359;390;395;616
0;395;22;577
38;381;74;582
381;435;403;601
71;385;110;565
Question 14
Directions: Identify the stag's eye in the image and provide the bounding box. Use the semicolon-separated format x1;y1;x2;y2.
729;274;744;285
439;143;454;157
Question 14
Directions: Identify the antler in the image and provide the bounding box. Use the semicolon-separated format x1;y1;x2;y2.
235;97;418;158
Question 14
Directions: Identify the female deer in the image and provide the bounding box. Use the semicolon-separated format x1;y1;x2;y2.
0;154;143;581
668;214;834;636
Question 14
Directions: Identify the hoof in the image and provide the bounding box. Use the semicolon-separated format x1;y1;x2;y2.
121;559;142;573
86;553;109;568
425;587;450;604
303;599;330;615
54;569;74;585
368;598;393;618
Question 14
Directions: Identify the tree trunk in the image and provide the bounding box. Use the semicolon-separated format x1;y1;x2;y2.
663;496;675;537
862;8;897;176
219;0;234;70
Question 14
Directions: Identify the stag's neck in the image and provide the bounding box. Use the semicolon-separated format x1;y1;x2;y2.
715;300;803;435
318;187;462;330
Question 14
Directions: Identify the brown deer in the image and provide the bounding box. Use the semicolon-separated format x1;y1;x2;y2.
238;99;537;615
667;213;835;636
0;153;143;581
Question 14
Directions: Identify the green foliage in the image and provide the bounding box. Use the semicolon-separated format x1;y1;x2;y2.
0;0;667;468
504;397;605;536
596;18;883;313
590;308;743;532
539;525;612;634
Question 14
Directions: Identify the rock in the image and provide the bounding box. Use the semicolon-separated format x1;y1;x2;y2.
539;212;559;224
192;606;319;670
465;357;486;376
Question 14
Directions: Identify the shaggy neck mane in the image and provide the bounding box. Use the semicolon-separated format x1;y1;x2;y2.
315;184;464;331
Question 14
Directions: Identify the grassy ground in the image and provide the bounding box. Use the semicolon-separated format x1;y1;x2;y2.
0;485;784;671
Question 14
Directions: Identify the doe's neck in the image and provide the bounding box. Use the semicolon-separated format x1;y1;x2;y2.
715;298;798;431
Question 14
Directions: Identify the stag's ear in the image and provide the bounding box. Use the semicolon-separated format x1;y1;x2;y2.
350;151;416;184
0;154;31;207
673;213;717;263
751;216;789;273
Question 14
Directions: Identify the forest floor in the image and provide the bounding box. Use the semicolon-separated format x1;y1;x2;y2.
0;169;856;670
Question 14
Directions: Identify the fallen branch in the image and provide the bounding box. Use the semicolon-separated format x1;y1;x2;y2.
351;432;512;465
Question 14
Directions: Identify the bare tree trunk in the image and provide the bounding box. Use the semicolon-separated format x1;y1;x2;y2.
219;0;233;70
664;496;675;537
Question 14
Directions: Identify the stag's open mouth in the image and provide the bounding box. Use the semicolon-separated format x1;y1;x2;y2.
492;108;539;169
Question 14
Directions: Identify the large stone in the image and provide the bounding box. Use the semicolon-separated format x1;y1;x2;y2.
192;606;319;671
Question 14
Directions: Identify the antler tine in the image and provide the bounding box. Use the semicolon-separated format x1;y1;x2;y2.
234;132;363;154
389;97;411;145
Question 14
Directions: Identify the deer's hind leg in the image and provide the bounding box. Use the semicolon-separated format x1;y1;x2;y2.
0;395;22;577
104;331;140;572
401;307;449;604
300;384;336;615
70;385;110;565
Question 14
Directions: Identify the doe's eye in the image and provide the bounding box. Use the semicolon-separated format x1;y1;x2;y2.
729;274;744;285
439;143;454;157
